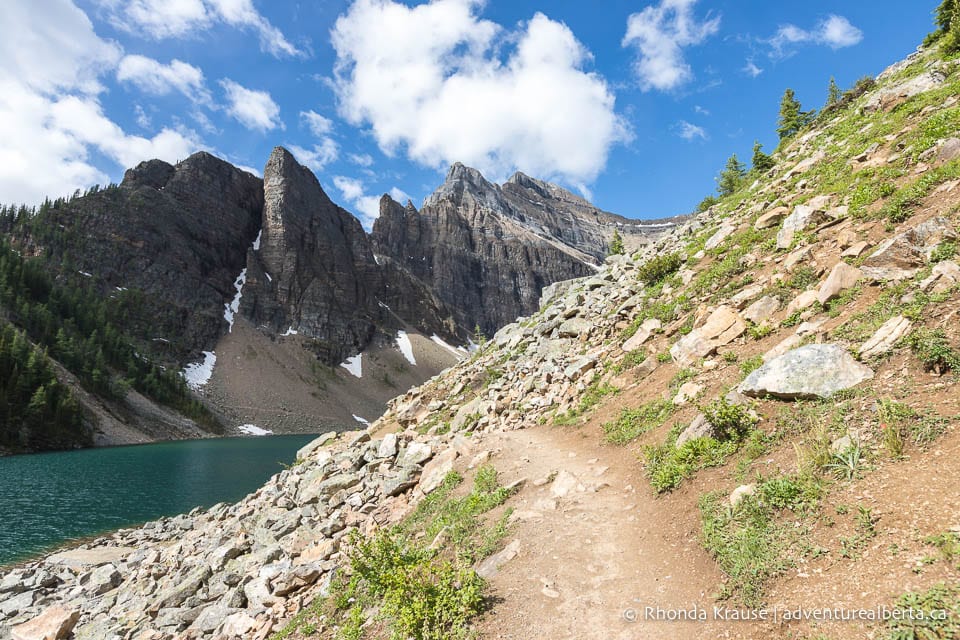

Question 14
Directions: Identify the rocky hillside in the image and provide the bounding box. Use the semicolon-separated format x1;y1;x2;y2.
3;37;959;640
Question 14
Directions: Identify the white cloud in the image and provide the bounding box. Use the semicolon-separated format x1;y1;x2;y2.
742;60;763;78
818;15;863;48
677;120;707;141
300;110;334;137
295;111;338;170
622;0;720;92
289;140;339;172
220;79;282;131
134;104;151;128
333;175;409;228
0;0;203;205
331;0;627;187
117;55;212;104
693;105;710;115
349;153;374;167
96;0;300;57
768;15;863;56
0;0;122;94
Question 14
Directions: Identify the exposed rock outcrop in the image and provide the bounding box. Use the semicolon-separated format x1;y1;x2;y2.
371;163;681;335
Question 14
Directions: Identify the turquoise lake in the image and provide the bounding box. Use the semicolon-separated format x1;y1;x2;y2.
0;434;317;566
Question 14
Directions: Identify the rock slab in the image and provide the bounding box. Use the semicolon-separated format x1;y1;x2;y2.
11;606;79;640
740;344;874;400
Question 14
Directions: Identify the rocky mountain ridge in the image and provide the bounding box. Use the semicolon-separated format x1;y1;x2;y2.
372;162;680;335
1;147;678;449
3;38;960;639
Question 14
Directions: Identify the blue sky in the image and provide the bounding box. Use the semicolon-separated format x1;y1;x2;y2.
0;1;938;225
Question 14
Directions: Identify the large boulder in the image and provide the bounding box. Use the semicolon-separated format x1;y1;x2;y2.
11;606;79;640
817;262;862;305
670;306;746;367
861;217;957;281
777;203;829;249
739;344;874;400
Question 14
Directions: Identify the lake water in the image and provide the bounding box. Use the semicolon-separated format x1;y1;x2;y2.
0;434;317;566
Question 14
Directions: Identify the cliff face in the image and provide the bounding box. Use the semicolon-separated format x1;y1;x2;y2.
370;163;680;335
21;152;265;360
241;147;384;363
240;147;461;364
3;147;677;443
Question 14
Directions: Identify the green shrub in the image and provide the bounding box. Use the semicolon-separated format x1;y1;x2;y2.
758;474;822;512
747;323;773;340
702;398;758;440
885;583;960;640
554;381;619;426
740;355;764;376
645;436;738;493
906;327;960;374
931;241;958;263
345;533;485;640
636;252;684;286
699;491;794;606
603;399;675;445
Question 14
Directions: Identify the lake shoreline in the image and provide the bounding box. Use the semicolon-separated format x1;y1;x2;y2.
0;433;317;566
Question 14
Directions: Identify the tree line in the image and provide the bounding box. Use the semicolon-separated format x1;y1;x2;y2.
0;236;217;452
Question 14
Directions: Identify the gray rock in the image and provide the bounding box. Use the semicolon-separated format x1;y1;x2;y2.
704;223;737;251
742;295;780;325
549;470;580;498
189;604;240;633
777;204;829;249
475;540;521;579
9;606;79;640
296;432;337;461
755;206;788;230
862;217;957;281
150;565;212;611
82;564;120;596
859;316;912;358
621;319;661;352
563;356;596;381
675;414;715;448
400;442;433;466
729;484;757;507
419;449;458;494
740;344;874;400
670;306;746;366
381;465;421;497
377;433;399;459
817;262;862;305
0;591;35;617
45;548;134;569
920;260;960;293
557;318;593;339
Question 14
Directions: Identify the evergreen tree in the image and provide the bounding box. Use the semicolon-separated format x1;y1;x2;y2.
608;229;625;256
777;88;814;140
751;141;775;174
927;0;958;48
945;0;960;53
826;77;842;107
716;154;746;197
936;0;956;35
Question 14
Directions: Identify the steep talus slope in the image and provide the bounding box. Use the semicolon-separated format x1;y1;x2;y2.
4;38;959;640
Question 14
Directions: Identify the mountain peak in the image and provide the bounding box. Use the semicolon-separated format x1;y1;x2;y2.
423;163;500;209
